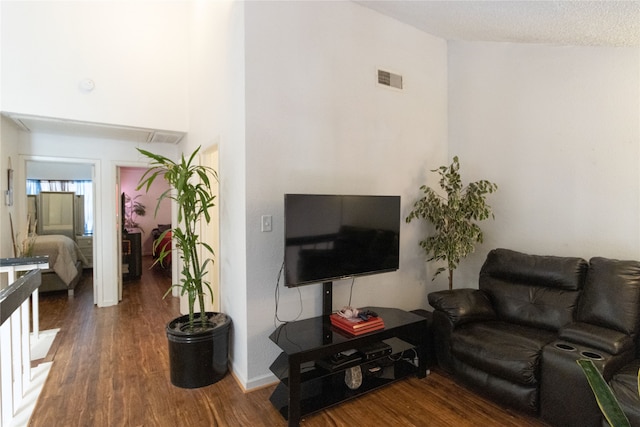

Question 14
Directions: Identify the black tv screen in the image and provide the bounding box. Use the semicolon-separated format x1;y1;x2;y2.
284;194;400;287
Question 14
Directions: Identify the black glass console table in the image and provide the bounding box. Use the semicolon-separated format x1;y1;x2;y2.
268;306;428;427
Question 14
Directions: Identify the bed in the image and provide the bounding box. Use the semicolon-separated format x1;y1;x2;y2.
31;235;86;296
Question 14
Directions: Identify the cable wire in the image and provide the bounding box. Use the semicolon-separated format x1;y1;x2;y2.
274;260;303;328
347;276;356;308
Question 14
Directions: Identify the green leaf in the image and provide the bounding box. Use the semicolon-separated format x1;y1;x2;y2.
577;359;630;427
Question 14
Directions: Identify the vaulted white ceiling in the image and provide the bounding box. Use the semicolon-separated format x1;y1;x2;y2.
356;0;640;47
7;1;639;143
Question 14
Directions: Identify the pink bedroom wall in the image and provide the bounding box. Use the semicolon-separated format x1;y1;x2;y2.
120;167;171;256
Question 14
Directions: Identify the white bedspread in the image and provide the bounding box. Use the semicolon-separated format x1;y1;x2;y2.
32;235;87;285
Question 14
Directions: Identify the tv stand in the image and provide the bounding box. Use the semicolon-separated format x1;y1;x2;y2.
269;306;428;427
322;281;333;316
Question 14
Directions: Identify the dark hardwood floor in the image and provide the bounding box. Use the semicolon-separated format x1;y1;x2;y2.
30;257;548;426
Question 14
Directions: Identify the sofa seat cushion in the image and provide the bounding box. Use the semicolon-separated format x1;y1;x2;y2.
559;322;634;355
453;358;539;415
609;360;640;425
451;320;556;386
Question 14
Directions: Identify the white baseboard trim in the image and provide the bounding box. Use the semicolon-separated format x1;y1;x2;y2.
228;362;278;392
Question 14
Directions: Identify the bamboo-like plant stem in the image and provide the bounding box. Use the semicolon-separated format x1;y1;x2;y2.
137;146;217;331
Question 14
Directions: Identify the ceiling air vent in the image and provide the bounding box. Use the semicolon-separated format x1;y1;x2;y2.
377;69;403;90
148;131;184;144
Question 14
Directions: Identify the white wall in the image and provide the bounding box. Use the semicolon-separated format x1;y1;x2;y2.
183;0;247;382
449;41;640;287
1;1;189;132
0;117;21;261
27;161;92;180
243;1;448;388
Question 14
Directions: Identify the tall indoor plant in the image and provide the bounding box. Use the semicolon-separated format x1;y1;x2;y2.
406;156;498;290
137;146;231;388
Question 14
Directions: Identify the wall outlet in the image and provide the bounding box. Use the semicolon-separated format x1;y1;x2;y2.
261;215;272;232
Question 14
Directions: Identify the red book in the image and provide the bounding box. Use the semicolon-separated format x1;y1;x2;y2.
330;313;384;331
330;313;384;327
331;319;384;336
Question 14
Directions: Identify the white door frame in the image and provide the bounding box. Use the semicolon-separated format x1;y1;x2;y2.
202;145;220;312
18;155;100;305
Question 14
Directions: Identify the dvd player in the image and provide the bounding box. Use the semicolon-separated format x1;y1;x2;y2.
358;341;392;361
316;349;362;371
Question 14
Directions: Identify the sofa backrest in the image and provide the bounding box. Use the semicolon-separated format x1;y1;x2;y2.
577;257;640;336
479;248;588;331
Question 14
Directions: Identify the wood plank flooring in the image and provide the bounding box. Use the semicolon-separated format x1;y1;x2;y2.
30;257;549;426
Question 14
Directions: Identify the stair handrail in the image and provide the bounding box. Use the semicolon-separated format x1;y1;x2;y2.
0;268;41;325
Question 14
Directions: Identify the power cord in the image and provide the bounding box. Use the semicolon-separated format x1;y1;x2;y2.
347;276;356;308
273;260;303;328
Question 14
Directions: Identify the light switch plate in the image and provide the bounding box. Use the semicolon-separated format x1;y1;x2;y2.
261;215;272;232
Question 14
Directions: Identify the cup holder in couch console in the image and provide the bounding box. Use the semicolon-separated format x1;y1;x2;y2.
580;351;604;360
555;343;577;351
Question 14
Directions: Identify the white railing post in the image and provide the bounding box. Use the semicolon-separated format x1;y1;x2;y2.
32;290;39;341
11;310;22;408
0;318;13;426
0;258;49;427
22;298;31;384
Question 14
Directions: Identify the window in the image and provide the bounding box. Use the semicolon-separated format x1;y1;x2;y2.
27;180;94;235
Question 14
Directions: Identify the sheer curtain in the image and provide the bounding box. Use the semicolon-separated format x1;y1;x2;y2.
26;179;94;234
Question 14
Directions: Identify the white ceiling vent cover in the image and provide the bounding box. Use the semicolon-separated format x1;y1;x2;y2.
148;131;184;144
377;69;403;90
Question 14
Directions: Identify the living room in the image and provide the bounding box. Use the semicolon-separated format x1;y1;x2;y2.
1;0;639;405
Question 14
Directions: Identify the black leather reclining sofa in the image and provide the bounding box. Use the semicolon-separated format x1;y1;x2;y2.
428;248;640;426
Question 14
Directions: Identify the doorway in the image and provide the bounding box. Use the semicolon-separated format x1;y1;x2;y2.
22;157;98;304
117;166;172;300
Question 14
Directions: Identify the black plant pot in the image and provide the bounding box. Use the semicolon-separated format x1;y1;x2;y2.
166;312;232;389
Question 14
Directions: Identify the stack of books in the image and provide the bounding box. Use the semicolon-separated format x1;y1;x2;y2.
329;313;385;336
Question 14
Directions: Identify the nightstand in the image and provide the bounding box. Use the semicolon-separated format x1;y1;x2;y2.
76;235;93;268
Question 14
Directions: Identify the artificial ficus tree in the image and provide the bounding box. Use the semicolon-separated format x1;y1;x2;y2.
406;156;498;289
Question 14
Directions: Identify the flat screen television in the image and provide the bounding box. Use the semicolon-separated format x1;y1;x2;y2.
284;194;400;288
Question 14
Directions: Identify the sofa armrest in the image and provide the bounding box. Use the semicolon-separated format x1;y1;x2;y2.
428;289;496;326
559;322;634;355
